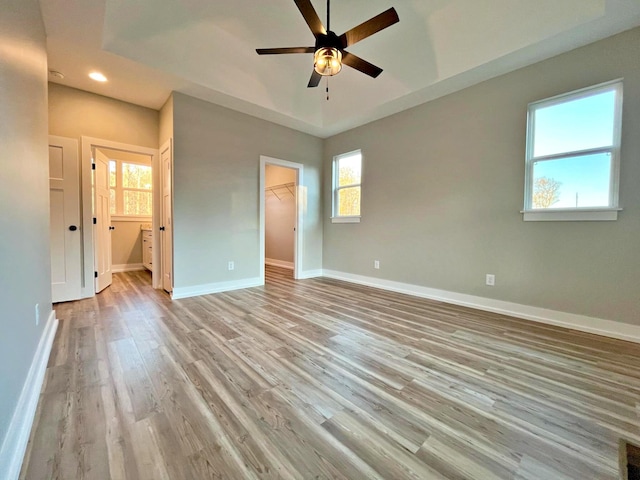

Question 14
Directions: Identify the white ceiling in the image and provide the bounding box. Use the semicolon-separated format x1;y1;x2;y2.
40;0;640;138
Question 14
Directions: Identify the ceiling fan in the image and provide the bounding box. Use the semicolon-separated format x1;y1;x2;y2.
256;0;399;88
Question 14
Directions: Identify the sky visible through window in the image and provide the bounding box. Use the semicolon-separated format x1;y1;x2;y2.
531;89;616;208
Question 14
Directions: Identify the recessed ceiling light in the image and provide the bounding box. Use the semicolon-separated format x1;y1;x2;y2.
89;71;107;82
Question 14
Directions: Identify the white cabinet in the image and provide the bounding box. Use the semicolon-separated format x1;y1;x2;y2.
142;230;153;271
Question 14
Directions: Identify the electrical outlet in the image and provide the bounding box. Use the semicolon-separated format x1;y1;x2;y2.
35;303;39;326
374;260;380;269
485;274;495;286
228;261;234;271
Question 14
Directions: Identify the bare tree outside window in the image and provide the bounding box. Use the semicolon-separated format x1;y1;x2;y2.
337;165;361;216
334;151;362;218
532;176;562;208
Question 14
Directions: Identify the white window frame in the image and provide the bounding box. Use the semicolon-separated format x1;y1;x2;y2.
522;79;623;222
110;157;153;221
332;149;362;223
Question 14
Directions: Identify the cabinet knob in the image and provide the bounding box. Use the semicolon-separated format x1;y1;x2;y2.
159;226;166;231
68;225;78;231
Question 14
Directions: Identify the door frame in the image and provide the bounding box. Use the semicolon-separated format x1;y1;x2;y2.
80;137;160;297
259;155;303;283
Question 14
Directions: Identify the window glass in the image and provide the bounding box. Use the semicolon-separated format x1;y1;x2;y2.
124;190;152;216
337;154;361;187
122;163;152;190
533;90;616;157
333;150;362;219
524;80;622;219
337;187;361;216
532;153;611;208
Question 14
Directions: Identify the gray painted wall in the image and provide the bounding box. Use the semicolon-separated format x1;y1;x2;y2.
49;83;159;149
111;221;144;265
172;92;323;289
323;27;640;326
0;0;51;449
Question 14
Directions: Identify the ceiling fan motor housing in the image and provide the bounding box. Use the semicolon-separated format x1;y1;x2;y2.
315;30;342;51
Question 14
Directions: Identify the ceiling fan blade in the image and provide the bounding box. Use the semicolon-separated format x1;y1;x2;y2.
342;52;383;78
307;70;322;88
294;0;326;37
339;7;399;48
256;47;315;55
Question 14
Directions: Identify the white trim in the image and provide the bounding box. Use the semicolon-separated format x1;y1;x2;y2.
322;270;640;344
298;269;324;279
259;156;304;284
111;215;152;222
523;80;623;216
331;216;361;224
81;137;160;297
332;149;363;219
0;311;58;480
522;208;620;221
111;263;145;273
171;277;263;300
265;258;294;270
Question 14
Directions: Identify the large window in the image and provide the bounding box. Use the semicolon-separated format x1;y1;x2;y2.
109;159;152;217
523;80;622;221
332;150;362;223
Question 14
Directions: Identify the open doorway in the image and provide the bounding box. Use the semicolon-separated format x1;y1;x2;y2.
81;137;160;297
259;156;304;284
265;164;296;277
93;147;154;292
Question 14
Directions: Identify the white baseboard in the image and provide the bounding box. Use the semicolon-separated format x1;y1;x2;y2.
265;258;294;270
297;269;324;279
322;270;640;344
0;310;58;480
112;263;145;273
172;277;263;300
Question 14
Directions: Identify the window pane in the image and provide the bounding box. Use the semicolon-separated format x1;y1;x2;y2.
110;188;116;215
337;186;361;216
122;163;152;190
109;160;116;187
532;153;611;209
338;153;361;186
123;190;152;216
533;89;616;157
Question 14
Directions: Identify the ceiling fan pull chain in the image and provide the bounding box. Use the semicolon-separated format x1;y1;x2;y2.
326;77;330;101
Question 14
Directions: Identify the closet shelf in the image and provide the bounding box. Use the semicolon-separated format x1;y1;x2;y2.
265;182;295;200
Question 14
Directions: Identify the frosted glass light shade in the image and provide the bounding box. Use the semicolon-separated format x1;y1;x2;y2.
314;47;342;76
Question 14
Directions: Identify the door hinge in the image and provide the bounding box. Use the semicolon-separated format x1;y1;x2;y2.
91;163;96;170
93;217;97;225
94;271;98;278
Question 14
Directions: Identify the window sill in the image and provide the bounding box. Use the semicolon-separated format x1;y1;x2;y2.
521;208;621;222
331;216;361;224
111;215;152;222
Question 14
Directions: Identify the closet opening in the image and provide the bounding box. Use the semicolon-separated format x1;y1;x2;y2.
259;155;304;284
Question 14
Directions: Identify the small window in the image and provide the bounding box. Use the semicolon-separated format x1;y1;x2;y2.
523;80;623;221
109;159;153;217
332;150;362;223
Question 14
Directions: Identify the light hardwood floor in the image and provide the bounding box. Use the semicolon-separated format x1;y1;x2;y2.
20;267;640;479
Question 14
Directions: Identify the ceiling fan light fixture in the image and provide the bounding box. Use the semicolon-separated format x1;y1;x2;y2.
314;47;342;76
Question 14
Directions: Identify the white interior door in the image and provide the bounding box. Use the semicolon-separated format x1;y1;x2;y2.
94;149;112;292
161;140;173;293
49;136;82;303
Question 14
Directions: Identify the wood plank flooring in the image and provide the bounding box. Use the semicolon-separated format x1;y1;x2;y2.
20;266;640;479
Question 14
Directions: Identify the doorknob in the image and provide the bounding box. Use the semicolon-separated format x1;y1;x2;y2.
69;225;78;231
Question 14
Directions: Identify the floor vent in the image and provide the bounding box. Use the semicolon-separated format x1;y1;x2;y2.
624;441;640;480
